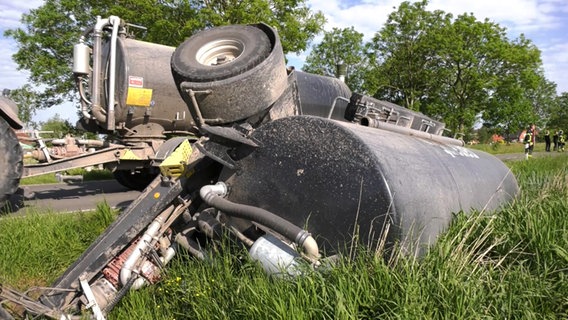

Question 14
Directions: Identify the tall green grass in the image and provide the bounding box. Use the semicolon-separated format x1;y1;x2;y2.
0;202;117;289
110;155;568;319
1;156;567;319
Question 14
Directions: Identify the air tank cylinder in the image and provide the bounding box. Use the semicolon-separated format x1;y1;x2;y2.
224;116;519;256
73;40;90;75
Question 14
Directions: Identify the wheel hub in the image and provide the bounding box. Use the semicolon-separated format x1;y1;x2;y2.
196;39;244;66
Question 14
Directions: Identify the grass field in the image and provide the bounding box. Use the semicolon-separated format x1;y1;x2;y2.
1;152;567;319
468;141;548;154
19;168;113;185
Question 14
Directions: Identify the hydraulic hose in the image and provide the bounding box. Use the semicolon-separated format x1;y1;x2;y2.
200;183;319;260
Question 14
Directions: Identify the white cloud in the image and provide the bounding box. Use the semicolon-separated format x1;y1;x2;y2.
0;1;44;91
0;38;29;90
0;2;43;29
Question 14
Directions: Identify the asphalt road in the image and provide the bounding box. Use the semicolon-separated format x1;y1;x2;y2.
5;180;141;215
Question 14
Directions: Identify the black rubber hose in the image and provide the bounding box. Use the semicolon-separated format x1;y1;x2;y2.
201;192;306;244
103;275;137;314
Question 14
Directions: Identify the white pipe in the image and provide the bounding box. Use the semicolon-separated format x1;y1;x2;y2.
119;216;164;288
91;16;110;124
77;139;105;147
199;182;228;200
106;16;121;131
51;139;67;145
301;236;320;261
161;246;176;264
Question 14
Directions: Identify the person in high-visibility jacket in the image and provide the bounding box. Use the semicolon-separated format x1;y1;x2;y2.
524;125;536;160
544;129;551;152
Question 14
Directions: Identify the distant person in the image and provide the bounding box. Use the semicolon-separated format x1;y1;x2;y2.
524;125;535;160
559;130;565;152
544;129;551;152
553;130;559;151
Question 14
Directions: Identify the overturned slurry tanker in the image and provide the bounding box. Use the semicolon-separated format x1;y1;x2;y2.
0;16;518;319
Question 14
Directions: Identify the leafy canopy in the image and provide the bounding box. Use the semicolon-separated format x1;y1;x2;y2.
302;27;366;92
302;0;557;137
5;0;325;110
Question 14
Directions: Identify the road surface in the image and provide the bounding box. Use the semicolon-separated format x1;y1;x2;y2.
4;180;141;215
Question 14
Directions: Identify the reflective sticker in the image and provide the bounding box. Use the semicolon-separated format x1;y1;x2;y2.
126;87;153;107
128;76;144;88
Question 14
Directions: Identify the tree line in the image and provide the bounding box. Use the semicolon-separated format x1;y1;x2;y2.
4;0;567;141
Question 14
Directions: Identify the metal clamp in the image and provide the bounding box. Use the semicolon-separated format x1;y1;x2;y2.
79;276;106;320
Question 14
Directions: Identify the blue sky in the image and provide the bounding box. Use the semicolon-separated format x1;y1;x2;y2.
1;0;567;124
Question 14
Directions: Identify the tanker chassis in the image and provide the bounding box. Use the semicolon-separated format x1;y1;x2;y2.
0;16;519;319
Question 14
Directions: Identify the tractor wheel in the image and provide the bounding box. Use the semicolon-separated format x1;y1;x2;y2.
0;117;23;208
113;169;158;191
171;25;271;83
171;24;287;124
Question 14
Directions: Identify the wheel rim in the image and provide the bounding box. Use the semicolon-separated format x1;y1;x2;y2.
195;39;245;66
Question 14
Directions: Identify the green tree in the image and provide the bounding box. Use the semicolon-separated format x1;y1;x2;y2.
365;0;449;111
5;0;325;110
424;14;513;136
481;36;553;138
6;84;41;126
365;0;550;137
548;92;568;131
196;0;325;53
302;27;366;92
39;114;77;139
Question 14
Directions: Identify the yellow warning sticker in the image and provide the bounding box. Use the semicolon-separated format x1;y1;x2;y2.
126;87;153;107
120;149;141;160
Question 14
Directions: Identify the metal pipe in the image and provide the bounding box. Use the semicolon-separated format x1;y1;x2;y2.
119;204;174;289
119;218;162;289
199;182;320;260
77;78;93;119
357;117;464;147
77;139;105;147
90;16;110;124
106;16;121;131
327;96;350;119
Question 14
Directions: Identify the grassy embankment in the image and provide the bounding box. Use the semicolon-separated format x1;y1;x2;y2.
468;141;547;154
0;152;567;319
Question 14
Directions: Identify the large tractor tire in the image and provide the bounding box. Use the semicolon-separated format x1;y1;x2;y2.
113;169;158;191
0;117;23;208
171;24;288;124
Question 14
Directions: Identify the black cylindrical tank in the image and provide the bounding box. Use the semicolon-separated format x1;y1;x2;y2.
294;71;352;121
224;116;518;256
103;38;195;132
